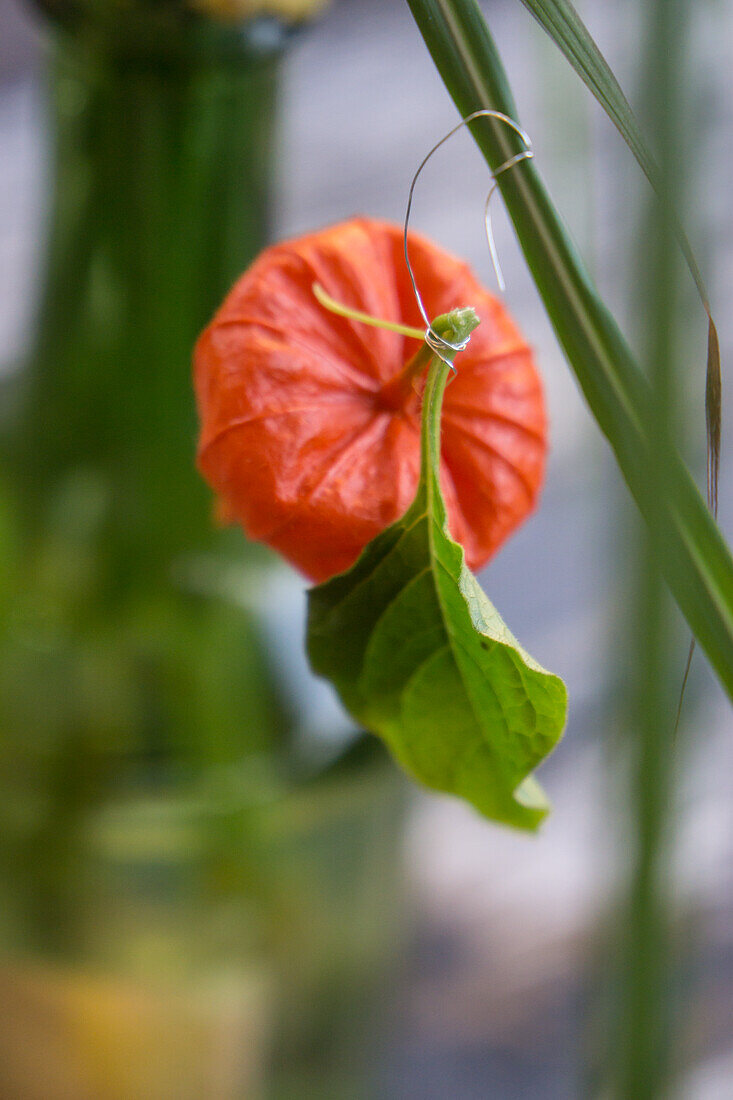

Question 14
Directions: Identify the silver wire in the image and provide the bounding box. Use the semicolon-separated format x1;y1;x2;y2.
403;109;534;365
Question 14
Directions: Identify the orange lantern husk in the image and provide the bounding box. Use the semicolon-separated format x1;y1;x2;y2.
194;217;547;583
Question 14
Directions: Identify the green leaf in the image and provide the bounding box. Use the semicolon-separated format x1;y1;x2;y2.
406;0;733;701
307;308;567;829
515;0;721;517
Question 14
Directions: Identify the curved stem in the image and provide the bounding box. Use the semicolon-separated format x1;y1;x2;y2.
312;282;426;339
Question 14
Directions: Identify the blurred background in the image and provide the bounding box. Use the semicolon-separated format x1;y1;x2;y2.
1;0;732;1096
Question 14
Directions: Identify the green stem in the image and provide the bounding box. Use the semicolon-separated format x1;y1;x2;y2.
418;307;480;493
616;1;687;1093
312;282;425;339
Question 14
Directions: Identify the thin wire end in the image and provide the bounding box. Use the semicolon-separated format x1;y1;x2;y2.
404;109;533;314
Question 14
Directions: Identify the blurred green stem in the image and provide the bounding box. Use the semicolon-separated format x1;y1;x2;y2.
617;1;688;1094
0;19;290;954
12;31;279;576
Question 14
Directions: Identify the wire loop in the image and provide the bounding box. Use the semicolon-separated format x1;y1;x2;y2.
404;109;534;367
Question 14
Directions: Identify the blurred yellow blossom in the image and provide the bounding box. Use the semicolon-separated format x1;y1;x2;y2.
192;0;330;22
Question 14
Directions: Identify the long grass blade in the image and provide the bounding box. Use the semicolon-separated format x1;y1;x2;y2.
405;0;733;699
515;0;721;518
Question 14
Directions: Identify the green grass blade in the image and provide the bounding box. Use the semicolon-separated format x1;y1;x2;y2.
514;0;720;517
514;1;702;301
405;0;733;699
